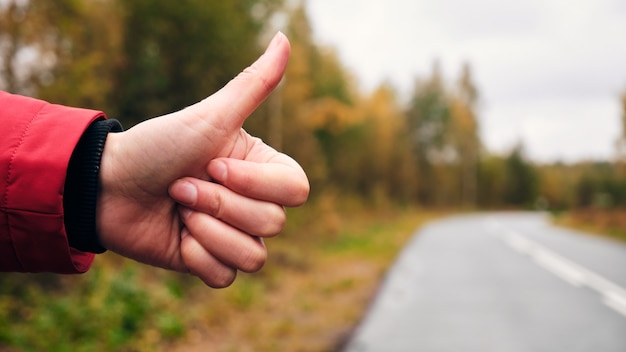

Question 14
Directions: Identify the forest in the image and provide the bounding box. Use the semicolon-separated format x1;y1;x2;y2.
1;0;625;351
2;0;626;211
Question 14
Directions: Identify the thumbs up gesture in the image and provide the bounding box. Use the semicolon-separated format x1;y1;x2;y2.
96;32;309;287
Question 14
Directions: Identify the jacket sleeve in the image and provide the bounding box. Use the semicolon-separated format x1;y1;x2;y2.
0;91;105;273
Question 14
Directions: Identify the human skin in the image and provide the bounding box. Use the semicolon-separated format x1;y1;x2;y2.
95;32;309;287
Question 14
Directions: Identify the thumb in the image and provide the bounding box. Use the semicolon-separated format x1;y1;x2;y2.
184;32;290;135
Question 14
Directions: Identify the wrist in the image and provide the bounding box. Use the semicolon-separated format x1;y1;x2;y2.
94;130;123;249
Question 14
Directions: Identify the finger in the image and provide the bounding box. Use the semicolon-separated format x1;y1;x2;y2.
183;32;290;138
180;230;237;288
179;208;267;273
208;158;309;207
169;178;286;237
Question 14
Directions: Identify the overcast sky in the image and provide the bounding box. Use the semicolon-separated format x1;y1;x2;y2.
304;0;626;162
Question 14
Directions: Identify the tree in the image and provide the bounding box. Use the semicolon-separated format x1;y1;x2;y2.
450;63;480;207
406;62;452;205
361;84;417;203
34;0;123;110
0;0;27;93
503;143;538;206
265;4;361;196
0;0;79;96
616;88;626;174
477;154;506;207
110;0;281;125
0;0;283;125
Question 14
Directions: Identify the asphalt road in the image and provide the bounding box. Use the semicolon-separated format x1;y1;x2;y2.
343;212;626;352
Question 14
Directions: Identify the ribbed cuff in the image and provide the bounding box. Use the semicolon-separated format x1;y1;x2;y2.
64;118;123;253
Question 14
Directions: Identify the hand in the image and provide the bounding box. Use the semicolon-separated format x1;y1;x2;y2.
95;32;309;287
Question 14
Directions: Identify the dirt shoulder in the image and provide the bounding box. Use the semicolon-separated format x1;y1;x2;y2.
168;205;442;351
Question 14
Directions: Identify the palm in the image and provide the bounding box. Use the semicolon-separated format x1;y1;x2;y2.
98;190;182;269
97;124;266;271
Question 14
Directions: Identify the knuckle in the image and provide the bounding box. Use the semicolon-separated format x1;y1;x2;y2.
205;188;226;219
236;172;255;195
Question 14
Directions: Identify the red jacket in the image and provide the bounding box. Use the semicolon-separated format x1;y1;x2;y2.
0;91;104;273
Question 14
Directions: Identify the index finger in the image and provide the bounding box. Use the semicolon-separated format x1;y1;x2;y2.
208;157;309;207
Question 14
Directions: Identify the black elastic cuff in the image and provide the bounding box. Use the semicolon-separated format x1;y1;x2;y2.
64;118;123;253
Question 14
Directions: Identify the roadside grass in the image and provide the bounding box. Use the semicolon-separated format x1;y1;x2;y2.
168;197;441;351
552;209;626;244
0;196;441;352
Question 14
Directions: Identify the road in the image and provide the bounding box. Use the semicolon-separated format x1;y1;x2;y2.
343;212;626;352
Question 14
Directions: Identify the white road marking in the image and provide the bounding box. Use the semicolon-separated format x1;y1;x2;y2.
604;292;626;317
486;220;626;318
533;247;586;287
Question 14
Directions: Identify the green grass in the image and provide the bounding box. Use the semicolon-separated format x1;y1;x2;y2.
0;264;191;351
0;198;441;351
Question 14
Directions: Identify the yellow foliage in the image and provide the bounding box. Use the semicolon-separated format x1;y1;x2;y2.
301;97;360;132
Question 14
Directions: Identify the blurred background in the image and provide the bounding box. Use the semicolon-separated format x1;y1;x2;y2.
1;0;625;351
